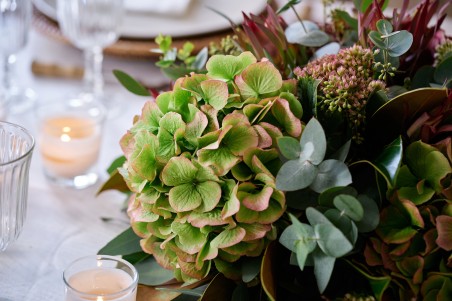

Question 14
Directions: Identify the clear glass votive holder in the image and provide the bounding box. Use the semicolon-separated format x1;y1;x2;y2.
35;98;106;189
63;255;138;301
0;121;34;251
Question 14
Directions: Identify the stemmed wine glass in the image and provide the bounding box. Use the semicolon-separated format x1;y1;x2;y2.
0;0;36;116
56;0;123;111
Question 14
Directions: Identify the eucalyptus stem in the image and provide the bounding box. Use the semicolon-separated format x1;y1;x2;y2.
291;5;307;33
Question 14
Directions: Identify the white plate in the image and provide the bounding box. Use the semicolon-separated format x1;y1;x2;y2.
32;0;268;39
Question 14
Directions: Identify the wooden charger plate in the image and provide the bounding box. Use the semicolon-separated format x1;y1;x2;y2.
32;8;232;59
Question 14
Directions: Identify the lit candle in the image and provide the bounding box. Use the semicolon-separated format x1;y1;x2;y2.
39;116;102;178
65;268;136;301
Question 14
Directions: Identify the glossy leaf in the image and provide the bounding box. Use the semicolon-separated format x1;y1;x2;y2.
276;0;301;14
97;168;130;194
98;227;143;255
374;136;403;188
261;242;277;301
134;256;176;286
200;273;236;301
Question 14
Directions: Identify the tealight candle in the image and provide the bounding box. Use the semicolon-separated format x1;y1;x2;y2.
40;116;101;178
36;99;105;189
64;255;138;301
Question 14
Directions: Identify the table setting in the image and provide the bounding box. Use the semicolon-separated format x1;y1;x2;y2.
0;0;451;300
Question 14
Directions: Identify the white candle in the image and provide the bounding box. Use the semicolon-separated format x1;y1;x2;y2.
66;267;137;301
39;116;101;178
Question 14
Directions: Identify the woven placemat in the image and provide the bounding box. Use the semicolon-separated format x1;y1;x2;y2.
32;8;232;59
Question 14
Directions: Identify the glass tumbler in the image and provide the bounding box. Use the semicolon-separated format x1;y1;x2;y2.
64;255;138;301
0;121;34;251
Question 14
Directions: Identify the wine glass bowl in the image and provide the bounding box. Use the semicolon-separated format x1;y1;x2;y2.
0;0;36;115
56;0;123;103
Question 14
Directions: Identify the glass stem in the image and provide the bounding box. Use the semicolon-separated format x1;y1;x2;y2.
83;46;104;98
2;54;15;93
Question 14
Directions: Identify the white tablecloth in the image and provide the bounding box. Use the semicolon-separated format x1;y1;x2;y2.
0;28;164;301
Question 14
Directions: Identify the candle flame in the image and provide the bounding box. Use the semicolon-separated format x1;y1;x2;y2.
62;126;71;133
97;297;104;301
60;134;71;142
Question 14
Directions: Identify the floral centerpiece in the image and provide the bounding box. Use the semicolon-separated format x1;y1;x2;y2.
99;0;452;300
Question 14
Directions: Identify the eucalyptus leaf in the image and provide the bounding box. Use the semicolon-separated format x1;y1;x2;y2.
315;223;353;257
276;159;318;191
355;194;380;232
333;194;364;222
299;118;326;164
285;21;329;47
310;159;352;193
241;257;261;283
277;136;301;160
113;70;151;96
386;30;413;57
376;19;393;35
312;42;341;60
192;47;209;70
312;248;336;293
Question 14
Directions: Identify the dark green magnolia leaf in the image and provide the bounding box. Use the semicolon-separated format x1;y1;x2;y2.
241;257;261;283
374;136;403;188
261;242;277;301
368;88;448;153
200;273;236;301
231;283;250;301
135;256;174;286
411;66;435;89
277;136;301;160
97;168;130;195
98;227;143;255
285;21;329;47
312;247;336;293
113;70;151;96
333;194;364;221
329;140;351;162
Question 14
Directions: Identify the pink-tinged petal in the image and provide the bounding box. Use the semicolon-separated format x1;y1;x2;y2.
188;209;231;228
242;186;274;211
436;215;452;251
240;223;272;241
222;112;250;128
271;98;302;137
120;131;135;159
259;122;283;146
364;241;383;266
253;124;273;148
200;104;220;132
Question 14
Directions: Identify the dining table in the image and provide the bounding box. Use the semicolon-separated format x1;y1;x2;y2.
1;1;451;300
0;21;167;300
